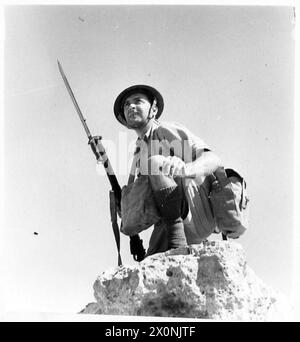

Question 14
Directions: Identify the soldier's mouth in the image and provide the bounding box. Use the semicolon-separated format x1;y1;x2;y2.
128;112;139;118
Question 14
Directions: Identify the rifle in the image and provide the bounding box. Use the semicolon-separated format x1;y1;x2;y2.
57;60;146;264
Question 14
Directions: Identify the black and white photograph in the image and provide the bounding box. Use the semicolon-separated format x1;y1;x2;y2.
0;1;299;323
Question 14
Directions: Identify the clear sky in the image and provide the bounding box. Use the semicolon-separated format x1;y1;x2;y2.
0;4;295;315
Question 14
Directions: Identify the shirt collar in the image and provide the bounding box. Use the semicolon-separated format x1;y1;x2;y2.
137;120;160;144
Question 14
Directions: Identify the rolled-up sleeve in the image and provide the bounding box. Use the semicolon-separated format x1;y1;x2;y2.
151;121;210;162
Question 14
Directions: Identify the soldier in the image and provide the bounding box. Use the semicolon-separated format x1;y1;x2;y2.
113;85;223;257
58;59;248;261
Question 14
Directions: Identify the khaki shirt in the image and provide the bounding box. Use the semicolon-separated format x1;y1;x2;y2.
129;120;210;179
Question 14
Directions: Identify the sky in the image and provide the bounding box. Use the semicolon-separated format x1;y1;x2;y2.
0;3;296;317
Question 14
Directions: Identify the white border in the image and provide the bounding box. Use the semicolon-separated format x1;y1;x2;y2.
0;0;298;322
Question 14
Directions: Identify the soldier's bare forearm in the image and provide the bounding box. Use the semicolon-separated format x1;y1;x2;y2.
186;151;222;183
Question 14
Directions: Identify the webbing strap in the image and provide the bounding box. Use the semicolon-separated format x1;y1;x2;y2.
126;147;146;262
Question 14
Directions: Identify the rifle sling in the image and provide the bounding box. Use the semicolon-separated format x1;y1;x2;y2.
109;190;122;266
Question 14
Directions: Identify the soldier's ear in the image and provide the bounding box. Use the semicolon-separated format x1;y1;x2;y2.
150;98;158;117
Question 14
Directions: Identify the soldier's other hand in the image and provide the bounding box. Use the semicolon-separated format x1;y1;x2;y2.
162;156;187;178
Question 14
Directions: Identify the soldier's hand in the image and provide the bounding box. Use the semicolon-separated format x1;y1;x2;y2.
89;136;102;159
161;156;187;178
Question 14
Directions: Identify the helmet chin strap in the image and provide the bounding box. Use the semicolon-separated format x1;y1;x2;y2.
146;98;157;122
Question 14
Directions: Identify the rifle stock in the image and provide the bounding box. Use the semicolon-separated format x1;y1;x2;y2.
89;136;122;208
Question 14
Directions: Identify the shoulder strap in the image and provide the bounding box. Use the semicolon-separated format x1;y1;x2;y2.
127;157;137;185
127;141;141;185
125;147;146;262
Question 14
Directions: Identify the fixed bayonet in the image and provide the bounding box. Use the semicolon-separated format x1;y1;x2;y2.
57;60;92;140
57;60;117;182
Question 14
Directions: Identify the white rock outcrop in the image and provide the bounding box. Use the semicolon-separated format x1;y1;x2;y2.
81;240;290;320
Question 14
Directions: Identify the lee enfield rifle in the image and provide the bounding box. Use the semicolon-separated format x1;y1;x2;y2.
57;60;146;265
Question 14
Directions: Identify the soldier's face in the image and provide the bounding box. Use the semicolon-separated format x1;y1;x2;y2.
123;93;152;128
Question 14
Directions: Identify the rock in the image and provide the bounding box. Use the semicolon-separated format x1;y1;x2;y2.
79;302;102;315
80;240;291;320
